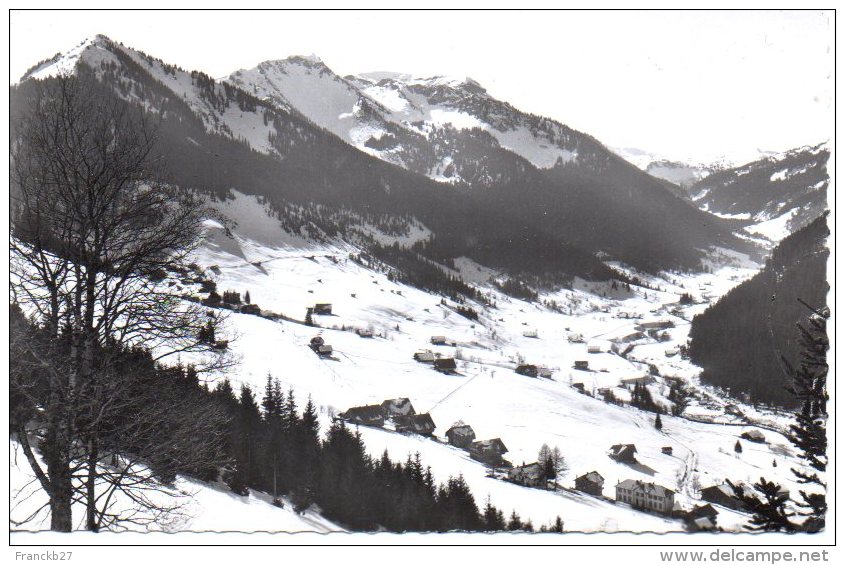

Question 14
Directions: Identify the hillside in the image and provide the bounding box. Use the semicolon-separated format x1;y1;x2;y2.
688;215;829;406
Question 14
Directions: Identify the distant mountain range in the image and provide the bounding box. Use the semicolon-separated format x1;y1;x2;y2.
15;36;761;281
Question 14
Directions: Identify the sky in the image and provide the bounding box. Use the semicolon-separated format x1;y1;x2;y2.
8;9;834;165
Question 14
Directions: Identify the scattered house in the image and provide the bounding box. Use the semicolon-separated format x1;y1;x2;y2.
575;471;605;496
445;423;476;448
610;331;646;344
356;328;374;338
621;375;656;386
608;444;638;463
413;350;436;363
572;382;585;392
339;405;385;428
394;413;436;436
537;366;553;378
309;336;333;357
665;348;680;357
681;504;719;532
313;303;333;315
240;304;261;315
380;398;416;418
468;438;510;467
637;319;675;331
699;484;748;511
433;358;457;374
662;446;674;456
740;429;766;443
515;364;539;378
587;344;602;354
316;344;333;356
615;479;675;515
507;462;546;487
430;335;448;346
567;332;584;343
573;360;590;371
522;330;538;338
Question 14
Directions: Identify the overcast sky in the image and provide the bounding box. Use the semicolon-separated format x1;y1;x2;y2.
9;9;834;165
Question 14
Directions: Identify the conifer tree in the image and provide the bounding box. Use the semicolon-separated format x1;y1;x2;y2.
655;413;663;430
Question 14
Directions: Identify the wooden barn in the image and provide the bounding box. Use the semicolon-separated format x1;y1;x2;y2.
356;328;374;338
662;446;674;455
445;423;476;449
394;413;436;436
339;405;385;428
380;398;416;418
413;350;436;363
468;438;510;467
699;484;748;511
507;462;546;487
515;364;539;378
740;429;766;443
575;471;605;496
313;303;333;315
430;335;448;346
608;444;638;463
573;360;590;371
433;358;457;374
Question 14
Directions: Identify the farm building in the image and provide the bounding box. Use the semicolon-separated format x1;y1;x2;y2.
574;471;605;496
537;366;553;378
445;423;476;449
413;350;436;363
573;360;590;371
665;348;679;357
313;303;333;315
567;332;584;343
699;484;747;511
572;382;585;392
662;446;674;456
309;335;333;357
468;438;510;467
380;398;416;418
394;413;436;436
609;331;646;344
339;405;385;428
740;429;766;443
522;330;538;338
608;444;638;463
430;335;448;345
637;319;675;331
507;462;546;487
615;479;675;515
356;328;374;338
587;344;602;354
433;358;457;374
621;375;656;386
683;503;719;529
515;364;539;378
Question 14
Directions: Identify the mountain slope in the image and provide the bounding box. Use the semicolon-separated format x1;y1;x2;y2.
690;144;829;241
688;215;829;406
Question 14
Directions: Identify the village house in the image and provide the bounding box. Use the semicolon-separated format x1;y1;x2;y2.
573;360;590;371
380;398;416;418
615;479;675;515
637;319;675;331
567;332;584;343
699;484;747;511
575;471;605;496
515;364;539;378
430;335;448;346
339;405;385;428
587;344;602;354
537;366;553;378
313;303;333;315
433;358;457;374
682;504;719;531
394;413;436;436
572;382;586;392
445;423;476;449
662;446;674;456
740;429;766;443
413;350;436;363
507;462;546;487
608;444;638;463
621;375;656;387
309;335;333;357
356;328;374;338
468;438;510;468
522;329;538;338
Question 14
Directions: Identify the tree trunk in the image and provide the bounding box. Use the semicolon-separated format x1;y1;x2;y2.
85;436;99;532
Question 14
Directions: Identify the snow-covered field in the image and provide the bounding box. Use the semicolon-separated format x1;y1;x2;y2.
11;193;816;534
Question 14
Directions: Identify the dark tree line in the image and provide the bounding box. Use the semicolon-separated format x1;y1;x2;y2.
689;215;829;406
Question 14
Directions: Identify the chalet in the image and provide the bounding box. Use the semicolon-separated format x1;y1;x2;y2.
430;335;448;346
339;405;385;428
573;360;590;371
572;382;585;392
662;446;674;456
637;319;675;331
608;444;638;463
507;462;546;487
445;423;476;449
621;375;656;386
240;304;261;315
515;364;539;378
610;331;646;344
537;367;553;378
665;348;680;357
313;303;333;315
522;330;538;338
468;438;510;467
356;328;374;338
413;350;436;363
587;344;602;354
615;479;675;515
433;358;457;374
567;333;584;343
394;413;436;436
316;344;333;356
309;336;333;357
699;484;747;511
380;398;416;418
574;471;604;496
740;429;766;443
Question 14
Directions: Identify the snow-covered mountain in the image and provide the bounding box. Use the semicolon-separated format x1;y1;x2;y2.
690;144;829;242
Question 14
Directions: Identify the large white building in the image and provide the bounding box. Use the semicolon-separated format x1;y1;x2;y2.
615;479;675;515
